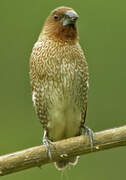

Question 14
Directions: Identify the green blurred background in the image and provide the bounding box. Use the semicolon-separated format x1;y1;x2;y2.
0;0;126;179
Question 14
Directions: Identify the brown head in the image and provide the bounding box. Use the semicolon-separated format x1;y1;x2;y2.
42;6;79;43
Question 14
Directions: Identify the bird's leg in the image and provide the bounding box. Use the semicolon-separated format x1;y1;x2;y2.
42;129;56;159
82;125;94;148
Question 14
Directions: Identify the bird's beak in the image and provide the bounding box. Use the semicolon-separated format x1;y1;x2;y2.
62;10;79;26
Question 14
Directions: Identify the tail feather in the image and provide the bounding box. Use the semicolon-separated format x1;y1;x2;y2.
55;156;79;170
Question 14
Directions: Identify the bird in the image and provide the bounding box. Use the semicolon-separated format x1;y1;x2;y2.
29;6;93;170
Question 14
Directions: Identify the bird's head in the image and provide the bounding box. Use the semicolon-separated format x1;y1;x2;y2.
42;6;79;43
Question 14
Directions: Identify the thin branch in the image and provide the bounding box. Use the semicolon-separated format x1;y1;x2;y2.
0;125;126;176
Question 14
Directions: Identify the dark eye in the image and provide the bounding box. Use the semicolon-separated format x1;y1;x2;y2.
54;14;60;20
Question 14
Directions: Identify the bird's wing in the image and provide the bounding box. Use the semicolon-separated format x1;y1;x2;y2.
29;42;48;129
78;54;89;131
81;102;87;127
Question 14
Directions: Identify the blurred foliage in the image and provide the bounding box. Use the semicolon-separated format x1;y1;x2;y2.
0;0;126;179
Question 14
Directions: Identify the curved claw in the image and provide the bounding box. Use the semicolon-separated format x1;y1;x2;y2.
83;125;94;148
42;130;56;159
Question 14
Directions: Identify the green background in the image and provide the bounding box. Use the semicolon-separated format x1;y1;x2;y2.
0;0;126;179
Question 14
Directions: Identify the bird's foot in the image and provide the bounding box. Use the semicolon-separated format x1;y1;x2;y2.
83;125;94;148
42;130;56;159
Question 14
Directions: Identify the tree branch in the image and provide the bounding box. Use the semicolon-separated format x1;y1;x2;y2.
0;125;126;176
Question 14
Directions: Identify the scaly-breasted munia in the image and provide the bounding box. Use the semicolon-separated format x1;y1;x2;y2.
29;6;93;170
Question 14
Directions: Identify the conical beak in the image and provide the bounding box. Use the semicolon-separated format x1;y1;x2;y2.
62;10;79;26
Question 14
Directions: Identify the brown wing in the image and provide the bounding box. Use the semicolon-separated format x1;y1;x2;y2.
29;42;48;129
81;103;87;127
77;50;89;134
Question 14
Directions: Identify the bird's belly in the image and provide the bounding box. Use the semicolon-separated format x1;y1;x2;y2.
38;65;86;141
47;96;81;141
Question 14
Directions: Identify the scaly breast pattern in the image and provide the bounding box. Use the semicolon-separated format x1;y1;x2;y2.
30;39;89;141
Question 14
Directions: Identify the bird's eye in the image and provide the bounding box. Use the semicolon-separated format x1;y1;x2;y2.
54;14;60;20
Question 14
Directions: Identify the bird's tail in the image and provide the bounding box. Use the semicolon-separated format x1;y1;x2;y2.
55;156;79;170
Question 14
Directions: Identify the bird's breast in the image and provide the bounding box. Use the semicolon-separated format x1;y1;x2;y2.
31;40;88;141
45;63;83;141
